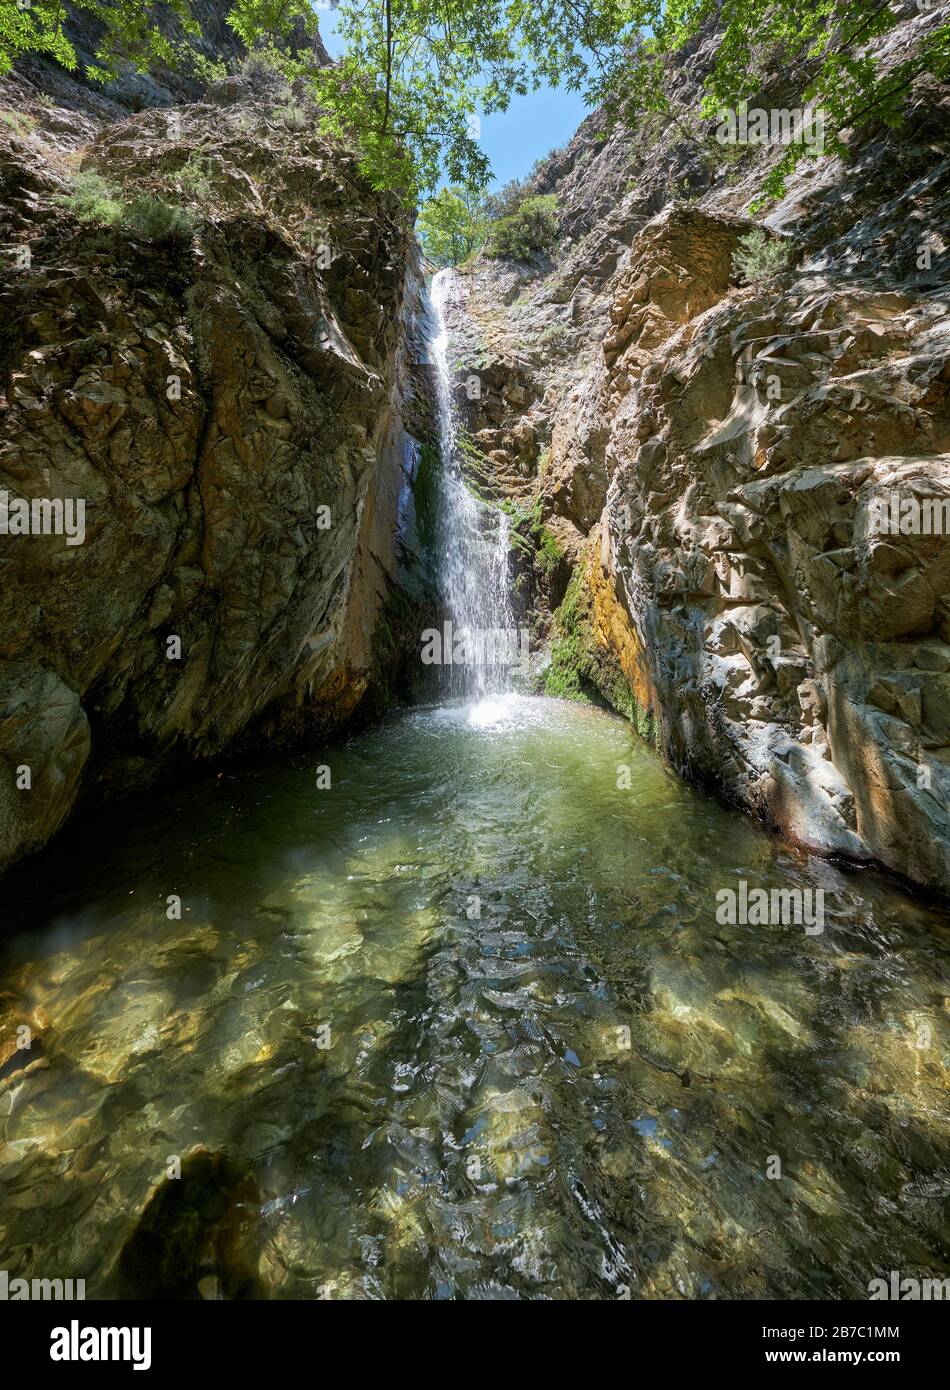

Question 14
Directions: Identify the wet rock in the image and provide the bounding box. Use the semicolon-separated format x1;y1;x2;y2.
116;1149;261;1299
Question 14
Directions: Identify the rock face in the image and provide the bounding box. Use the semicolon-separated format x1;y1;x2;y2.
0;44;435;872
446;10;950;893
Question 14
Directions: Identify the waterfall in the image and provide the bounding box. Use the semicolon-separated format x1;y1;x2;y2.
429;267;518;699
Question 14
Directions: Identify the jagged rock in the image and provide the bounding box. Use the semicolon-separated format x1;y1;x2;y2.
450;10;950;893
0;77;433;871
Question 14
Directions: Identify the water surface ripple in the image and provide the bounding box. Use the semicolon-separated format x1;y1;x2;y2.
1;697;948;1299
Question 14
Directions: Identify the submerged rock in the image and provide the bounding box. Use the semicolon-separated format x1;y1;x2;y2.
116;1149;261;1299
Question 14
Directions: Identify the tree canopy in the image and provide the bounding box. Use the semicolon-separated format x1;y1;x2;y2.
3;1;948;204
416;185;488;266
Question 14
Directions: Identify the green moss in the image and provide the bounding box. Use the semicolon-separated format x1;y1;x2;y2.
412;440;441;553
542;561;654;745
535;525;562;577
542;565;595;703
503;496;564;576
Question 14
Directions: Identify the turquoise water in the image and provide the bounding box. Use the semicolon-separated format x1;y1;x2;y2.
0;695;948;1299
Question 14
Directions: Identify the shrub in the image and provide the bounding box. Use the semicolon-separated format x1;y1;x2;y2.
1;110;36;136
237;48;291;95
731;229;794;284
486;194;558;261
58;171;123;225
273;103;309;131
539;322;570;351
483;177;530;222
177;152;214;201
59;174;193;242
122;194;194;242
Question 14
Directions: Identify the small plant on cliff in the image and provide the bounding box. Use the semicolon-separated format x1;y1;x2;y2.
177;151;215;201
59;171;123;225
505;498;564;579
59;173;193;242
731;229;795;284
0;110;35;137
237;47;291;94
539;322;571;353
486;195;558;262
122;194;194;243
273;102;310;132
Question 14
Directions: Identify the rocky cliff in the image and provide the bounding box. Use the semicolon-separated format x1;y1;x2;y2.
0;18;435;873
444;6;950;894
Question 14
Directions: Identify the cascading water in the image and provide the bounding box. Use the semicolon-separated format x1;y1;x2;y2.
429;268;518;701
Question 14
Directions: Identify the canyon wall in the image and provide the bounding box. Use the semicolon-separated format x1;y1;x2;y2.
445;9;950;893
0;16;435;873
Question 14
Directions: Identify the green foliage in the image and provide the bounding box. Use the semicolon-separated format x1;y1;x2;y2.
604;1;950;206
535;525;563;578
4;2;947;207
486;194;558;260
417;185;487;266
504;497;564;578
59;172;193;242
177;151;214;200
236;46;292;90
273;102;310;131
539;322;570;352
225;0;317;55
0;0;201;82
0;109;35;136
731;229;794;284
483;177;531;222
122;193;194;242
190;50;229;85
58;171;124;225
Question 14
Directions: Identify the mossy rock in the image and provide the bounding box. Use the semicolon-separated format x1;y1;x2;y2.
541;560;655;745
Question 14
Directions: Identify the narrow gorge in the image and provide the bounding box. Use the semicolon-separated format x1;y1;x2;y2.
0;0;948;1313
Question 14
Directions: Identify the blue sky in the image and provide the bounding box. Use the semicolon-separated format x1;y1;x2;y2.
314;4;593;191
